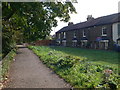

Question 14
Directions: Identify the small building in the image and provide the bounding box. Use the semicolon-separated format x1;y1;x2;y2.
56;13;120;50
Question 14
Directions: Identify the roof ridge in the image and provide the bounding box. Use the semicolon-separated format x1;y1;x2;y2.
56;13;119;33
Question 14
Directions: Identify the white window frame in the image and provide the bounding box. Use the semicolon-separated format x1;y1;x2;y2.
100;40;109;42
72;40;77;42
57;41;60;44
102;27;107;36
81;40;88;42
63;32;66;38
74;32;76;38
118;40;120;45
100;41;109;50
83;30;86;37
105;42;108;50
118;23;120;38
81;42;87;47
58;33;60;39
62;40;66;46
72;41;77;47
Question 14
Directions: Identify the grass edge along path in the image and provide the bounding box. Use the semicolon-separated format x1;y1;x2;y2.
29;46;120;89
0;49;16;89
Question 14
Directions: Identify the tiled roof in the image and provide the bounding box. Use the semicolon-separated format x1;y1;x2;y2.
57;13;120;33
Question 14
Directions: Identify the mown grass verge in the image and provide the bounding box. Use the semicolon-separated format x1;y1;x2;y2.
50;46;119;67
29;46;120;89
1;49;16;81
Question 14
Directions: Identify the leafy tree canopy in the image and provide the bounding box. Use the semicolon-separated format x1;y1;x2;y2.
2;2;76;56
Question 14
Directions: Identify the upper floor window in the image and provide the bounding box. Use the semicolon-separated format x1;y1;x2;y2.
83;30;86;37
102;27;107;36
74;32;76;38
63;32;66;38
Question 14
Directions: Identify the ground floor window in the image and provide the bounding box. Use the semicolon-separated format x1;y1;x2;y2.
81;40;88;48
62;40;66;46
94;42;100;49
56;41;61;45
99;40;109;50
90;41;109;50
118;40;120;45
72;40;77;47
90;41;98;49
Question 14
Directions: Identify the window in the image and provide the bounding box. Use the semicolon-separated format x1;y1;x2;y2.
74;32;76;38
63;32;66;38
81;41;87;47
118;23;120;37
100;41;108;50
58;33;60;39
118;40;120;45
62;40;66;46
83;30;86;37
102;27;107;36
72;40;77;47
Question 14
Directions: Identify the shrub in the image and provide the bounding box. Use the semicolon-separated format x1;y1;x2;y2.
28;46;119;89
1;49;16;81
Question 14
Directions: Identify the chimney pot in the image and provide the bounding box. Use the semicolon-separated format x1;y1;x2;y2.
68;22;74;26
87;15;94;21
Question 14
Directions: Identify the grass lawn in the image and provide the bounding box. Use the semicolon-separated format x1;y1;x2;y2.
29;46;120;88
50;46;119;68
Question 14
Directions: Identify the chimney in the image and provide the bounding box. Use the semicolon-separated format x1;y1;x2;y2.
68;22;73;26
87;15;94;21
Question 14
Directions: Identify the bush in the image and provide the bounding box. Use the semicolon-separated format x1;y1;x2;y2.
29;46;120;89
1;49;16;81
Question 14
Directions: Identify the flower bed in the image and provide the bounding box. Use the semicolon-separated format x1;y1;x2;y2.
29;46;120;89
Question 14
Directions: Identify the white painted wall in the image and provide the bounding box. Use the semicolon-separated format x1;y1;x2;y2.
112;23;119;42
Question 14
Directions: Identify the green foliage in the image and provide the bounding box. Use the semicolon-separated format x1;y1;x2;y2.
2;20;17;57
2;2;76;42
29;46;120;88
2;2;76;56
1;49;16;81
50;46;119;67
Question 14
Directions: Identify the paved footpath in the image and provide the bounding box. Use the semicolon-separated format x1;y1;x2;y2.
5;47;71;88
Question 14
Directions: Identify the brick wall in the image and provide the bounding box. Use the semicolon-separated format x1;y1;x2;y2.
35;40;52;46
56;24;114;49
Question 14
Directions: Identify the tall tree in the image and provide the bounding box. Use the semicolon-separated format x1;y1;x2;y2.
2;2;76;56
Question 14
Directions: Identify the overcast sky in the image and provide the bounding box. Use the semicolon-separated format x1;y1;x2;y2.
51;0;120;35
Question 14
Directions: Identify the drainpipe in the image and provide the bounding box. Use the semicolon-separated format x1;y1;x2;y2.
0;36;1;82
